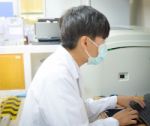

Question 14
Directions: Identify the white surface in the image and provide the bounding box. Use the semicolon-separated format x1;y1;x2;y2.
106;29;150;48
91;0;130;26
81;29;150;98
45;0;81;18
101;47;150;96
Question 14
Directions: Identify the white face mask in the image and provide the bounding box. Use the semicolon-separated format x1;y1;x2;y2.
85;38;107;65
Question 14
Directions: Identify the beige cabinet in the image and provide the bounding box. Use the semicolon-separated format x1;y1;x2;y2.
20;0;43;14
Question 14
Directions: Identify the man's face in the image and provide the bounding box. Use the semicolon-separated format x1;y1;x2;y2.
86;36;105;57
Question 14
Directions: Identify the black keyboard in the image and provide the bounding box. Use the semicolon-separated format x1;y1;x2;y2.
129;94;150;126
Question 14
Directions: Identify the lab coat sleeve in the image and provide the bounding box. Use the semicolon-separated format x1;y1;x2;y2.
85;96;117;122
90;117;119;126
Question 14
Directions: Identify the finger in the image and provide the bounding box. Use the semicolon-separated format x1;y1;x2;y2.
135;98;145;107
133;97;146;108
136;100;145;108
129;119;137;124
130;114;139;120
138;124;146;126
129;110;138;115
126;107;133;111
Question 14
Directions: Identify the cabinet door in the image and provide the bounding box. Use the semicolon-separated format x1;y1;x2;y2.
0;54;25;90
20;0;43;14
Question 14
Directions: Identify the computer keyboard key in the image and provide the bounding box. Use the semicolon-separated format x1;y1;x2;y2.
129;101;143;111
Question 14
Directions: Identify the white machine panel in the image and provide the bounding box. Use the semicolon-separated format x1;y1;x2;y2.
81;29;150;98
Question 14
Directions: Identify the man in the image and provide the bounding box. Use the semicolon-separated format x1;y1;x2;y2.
19;6;145;126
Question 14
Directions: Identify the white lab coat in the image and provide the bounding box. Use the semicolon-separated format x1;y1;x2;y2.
19;45;119;126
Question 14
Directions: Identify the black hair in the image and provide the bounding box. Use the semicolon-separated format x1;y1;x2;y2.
59;5;110;49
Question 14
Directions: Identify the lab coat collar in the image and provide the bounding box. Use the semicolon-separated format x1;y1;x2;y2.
58;45;80;80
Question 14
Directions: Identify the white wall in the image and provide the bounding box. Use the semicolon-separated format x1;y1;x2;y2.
45;0;81;18
80;0;91;5
91;0;130;26
45;0;131;26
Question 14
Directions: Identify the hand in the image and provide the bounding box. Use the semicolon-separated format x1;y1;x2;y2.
138;124;147;126
117;96;145;108
113;108;138;126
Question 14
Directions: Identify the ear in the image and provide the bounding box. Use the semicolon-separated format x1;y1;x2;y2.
79;36;88;50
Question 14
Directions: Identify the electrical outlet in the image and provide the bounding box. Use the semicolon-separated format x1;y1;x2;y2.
119;72;129;81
